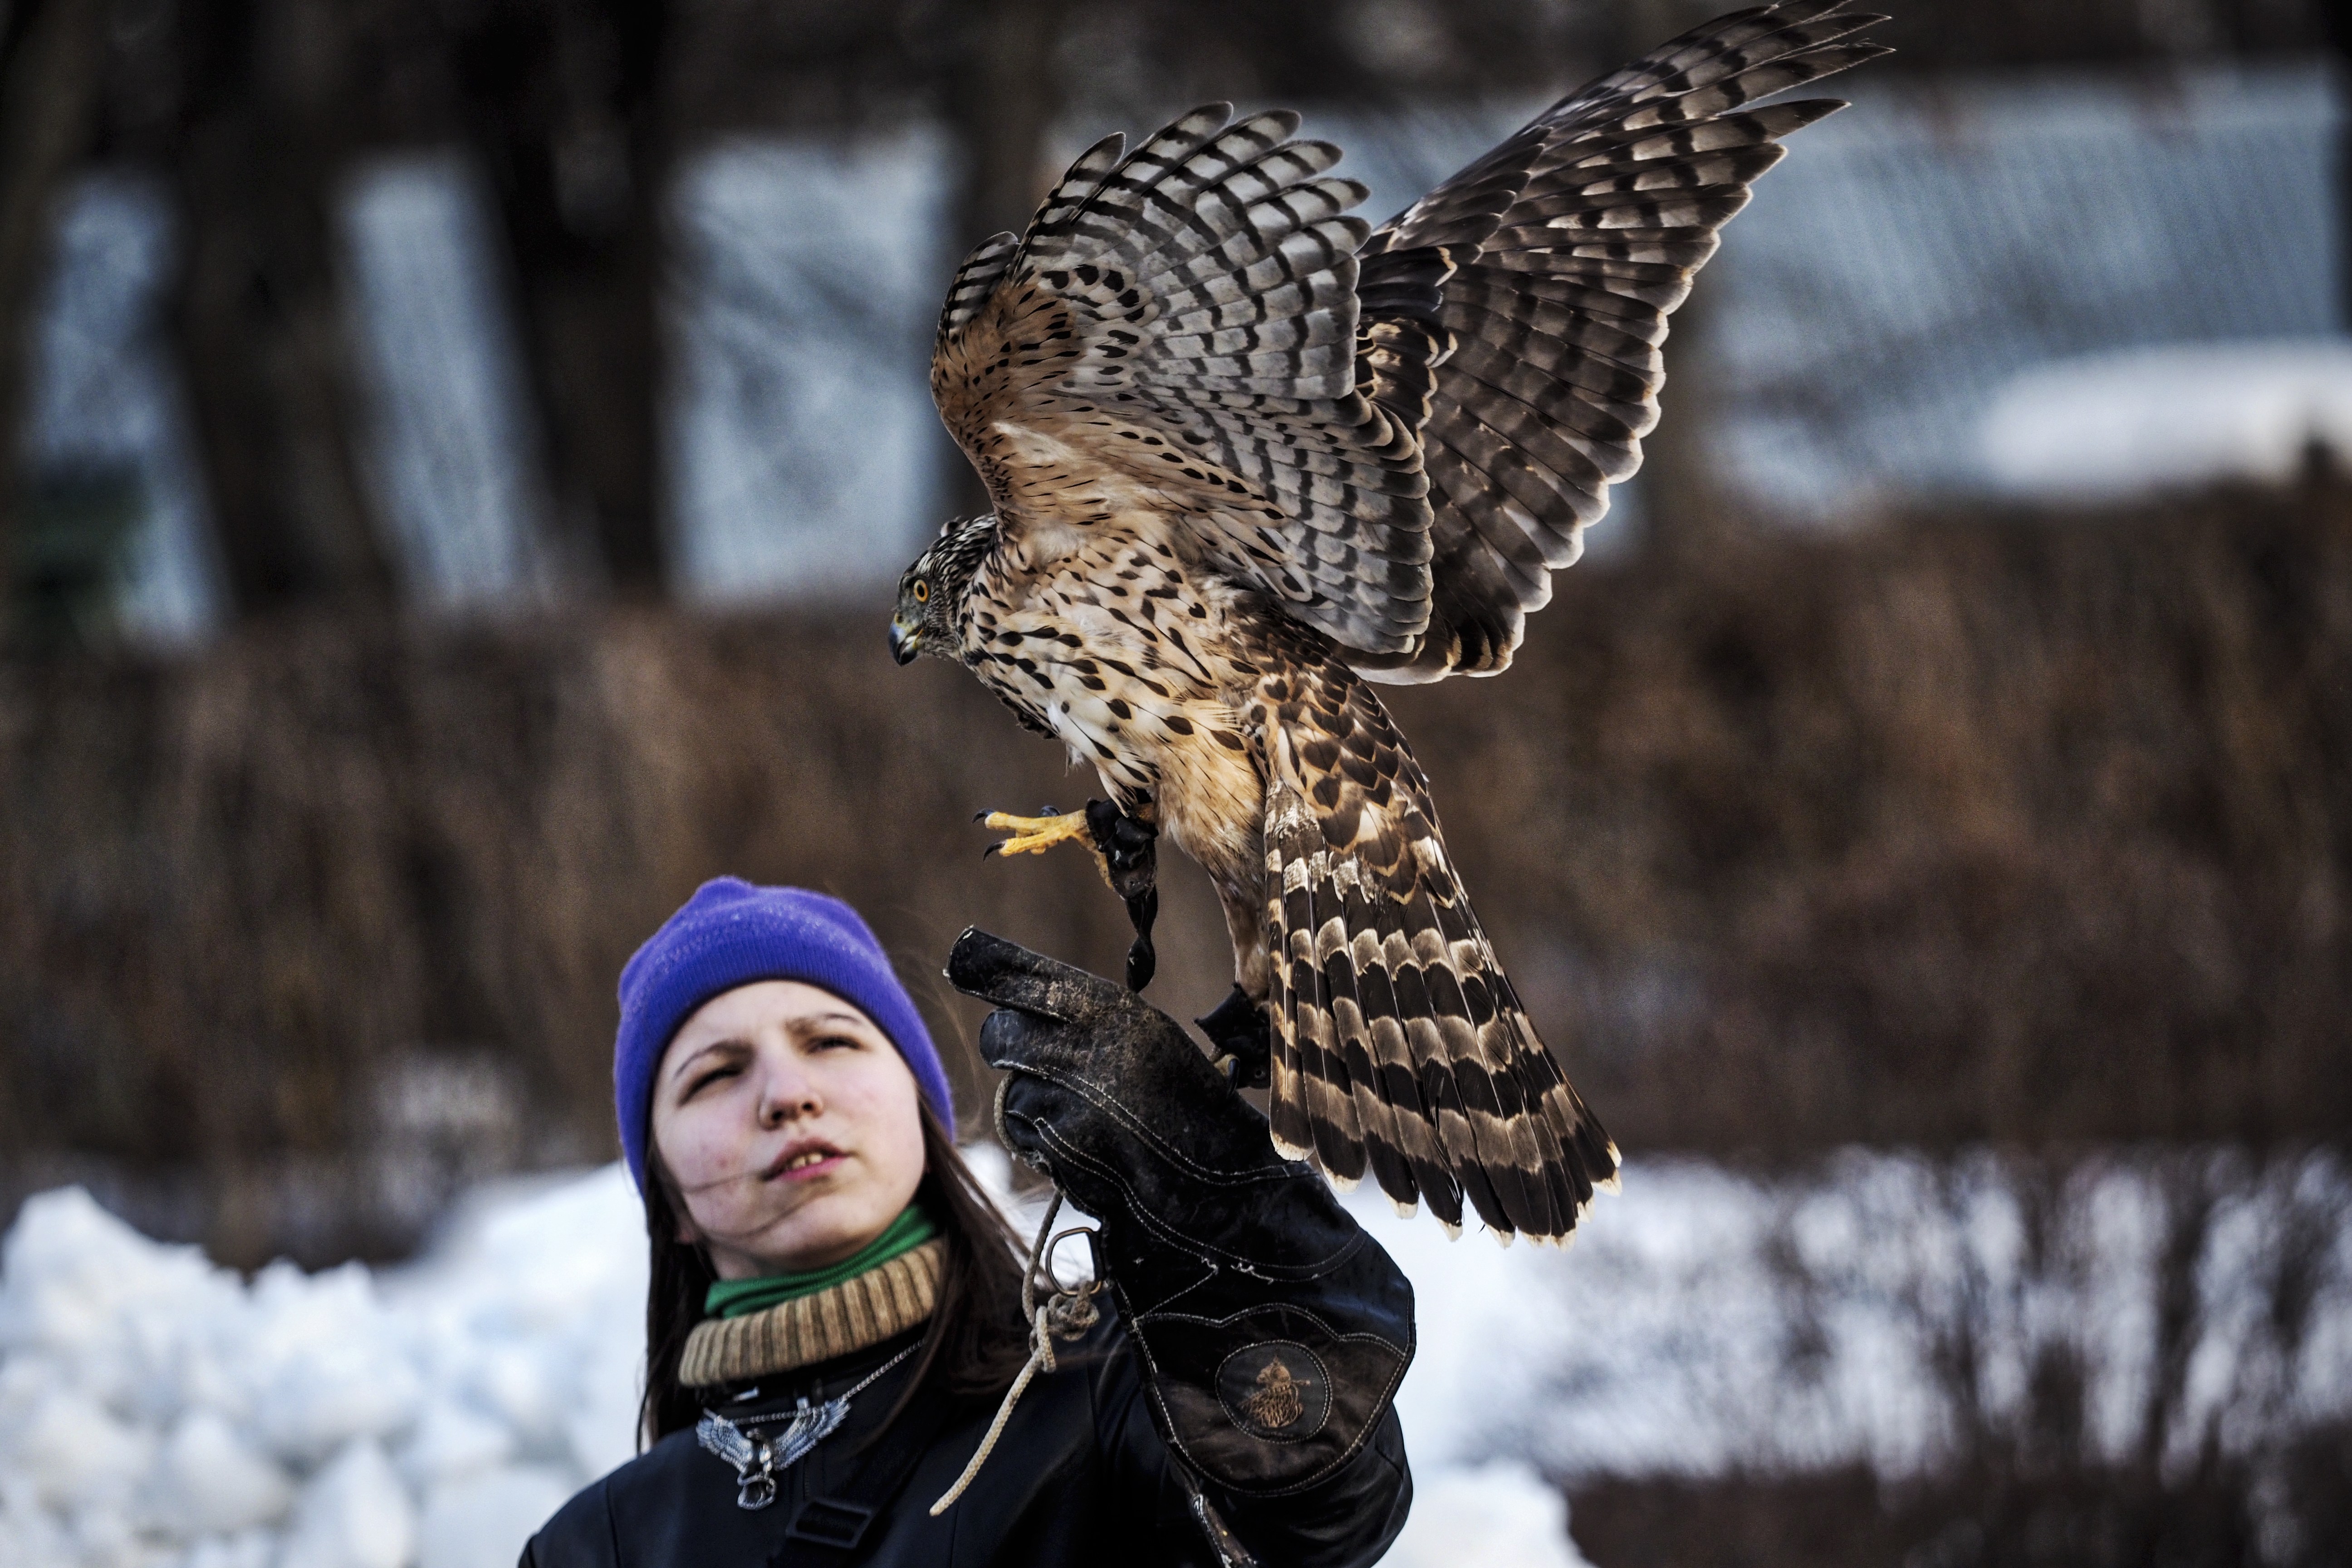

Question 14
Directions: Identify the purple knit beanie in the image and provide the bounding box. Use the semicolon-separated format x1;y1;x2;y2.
614;878;953;1191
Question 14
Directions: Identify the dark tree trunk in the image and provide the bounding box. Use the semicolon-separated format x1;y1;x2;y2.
2328;0;2352;334
0;0;114;615
1638;274;1728;560
941;0;1075;253
1607;0;1729;560
448;0;670;596
166;0;397;617
934;0;1073;518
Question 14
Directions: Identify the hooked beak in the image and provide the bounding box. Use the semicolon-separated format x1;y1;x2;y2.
889;618;920;666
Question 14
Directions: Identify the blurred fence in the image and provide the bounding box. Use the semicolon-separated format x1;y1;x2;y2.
0;473;2346;1266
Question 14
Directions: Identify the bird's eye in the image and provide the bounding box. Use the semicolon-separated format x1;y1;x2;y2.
912;580;930;603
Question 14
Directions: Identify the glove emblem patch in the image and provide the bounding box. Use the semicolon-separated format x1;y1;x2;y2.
1217;1341;1331;1442
1245;1360;1304;1429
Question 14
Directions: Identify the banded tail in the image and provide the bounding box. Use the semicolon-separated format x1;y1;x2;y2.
1258;655;1616;1242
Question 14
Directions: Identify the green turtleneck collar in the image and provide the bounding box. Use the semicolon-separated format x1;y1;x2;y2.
702;1204;940;1321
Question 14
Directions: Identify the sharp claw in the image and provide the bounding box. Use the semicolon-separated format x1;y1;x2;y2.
1122;886;1158;991
974;810;990;823
1197;985;1271;1086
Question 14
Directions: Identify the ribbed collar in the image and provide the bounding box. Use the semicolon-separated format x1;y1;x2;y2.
704;1205;941;1320
680;1237;946;1387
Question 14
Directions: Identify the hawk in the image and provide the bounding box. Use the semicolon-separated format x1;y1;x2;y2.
889;1;1886;1242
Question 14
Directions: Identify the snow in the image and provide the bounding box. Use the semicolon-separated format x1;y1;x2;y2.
0;1172;647;1568
274;1442;412;1568
1357;1150;2352;1484
152;1412;294;1535
4;1149;2346;1567
1382;1462;1593;1568
412;1471;571;1568
1980;338;2352;500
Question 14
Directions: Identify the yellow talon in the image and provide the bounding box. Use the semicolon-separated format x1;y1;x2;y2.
981;808;1094;858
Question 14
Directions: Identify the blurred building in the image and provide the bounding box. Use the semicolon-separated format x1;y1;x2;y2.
1707;62;2346;516
21;60;2348;638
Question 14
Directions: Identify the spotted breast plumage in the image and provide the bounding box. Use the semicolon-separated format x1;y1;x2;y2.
889;1;1887;1242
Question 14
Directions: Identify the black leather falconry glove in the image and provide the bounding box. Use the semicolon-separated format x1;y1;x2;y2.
945;928;1415;1499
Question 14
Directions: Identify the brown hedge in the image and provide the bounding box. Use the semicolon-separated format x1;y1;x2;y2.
1;474;2344;1261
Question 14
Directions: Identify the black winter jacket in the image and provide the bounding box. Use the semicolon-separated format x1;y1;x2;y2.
519;1305;1411;1566
529;932;1417;1565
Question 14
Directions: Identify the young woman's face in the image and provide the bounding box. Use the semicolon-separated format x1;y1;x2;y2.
650;980;927;1279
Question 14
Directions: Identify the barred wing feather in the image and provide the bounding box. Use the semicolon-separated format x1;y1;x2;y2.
931;108;1446;656
1351;0;1890;681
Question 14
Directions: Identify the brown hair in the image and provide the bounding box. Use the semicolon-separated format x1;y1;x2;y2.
638;1099;1032;1445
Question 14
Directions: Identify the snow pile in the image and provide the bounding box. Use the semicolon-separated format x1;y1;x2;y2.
1380;1461;1593;1568
0;1169;644;1568
1980;338;2352;500
6;1148;2347;1567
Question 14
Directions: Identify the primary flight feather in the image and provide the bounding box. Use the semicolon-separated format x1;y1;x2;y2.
890;0;1888;1242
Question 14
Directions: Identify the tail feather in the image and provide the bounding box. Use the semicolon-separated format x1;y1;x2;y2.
1324;847;1445;1204
1263;795;1316;1167
1332;867;1437;1209
1258;655;1615;1241
1363;867;1466;1230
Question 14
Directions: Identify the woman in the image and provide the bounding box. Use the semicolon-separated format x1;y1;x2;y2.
523;877;1414;1566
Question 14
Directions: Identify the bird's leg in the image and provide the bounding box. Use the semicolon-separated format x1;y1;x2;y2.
1197;985;1271;1089
976;799;1159;989
977;805;1093;858
1083;800;1158;992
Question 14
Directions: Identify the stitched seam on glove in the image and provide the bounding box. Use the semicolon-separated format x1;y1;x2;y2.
1120;1315;1415;1499
1128;1306;1408;1360
1020;1117;1373;1280
1001;1063;1295;1188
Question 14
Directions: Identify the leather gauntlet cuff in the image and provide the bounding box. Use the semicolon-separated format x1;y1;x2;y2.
952;929;1415;1497
1114;1212;1413;1496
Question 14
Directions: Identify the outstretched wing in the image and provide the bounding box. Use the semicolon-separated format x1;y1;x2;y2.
931;108;1448;657
1351;0;1890;681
